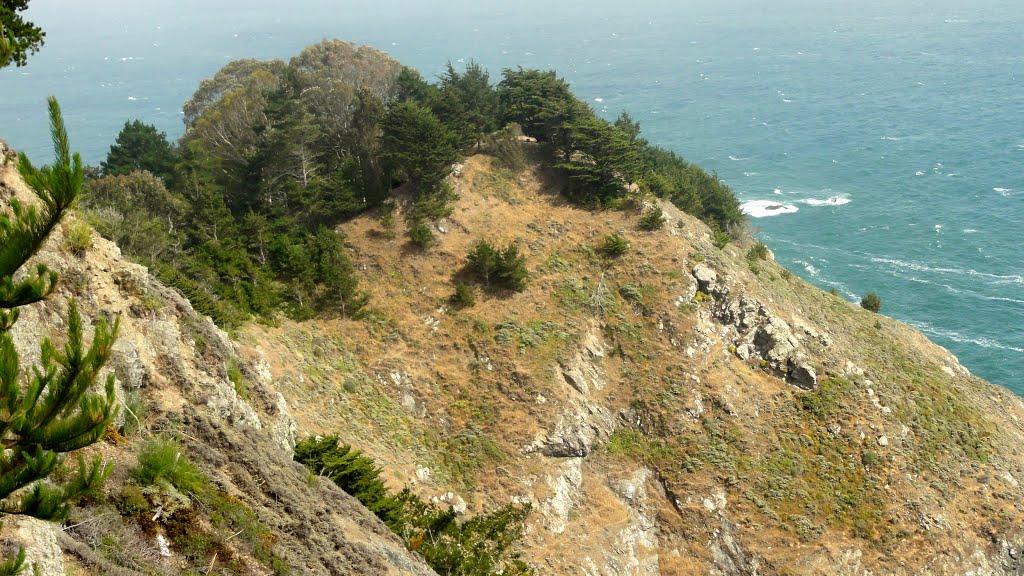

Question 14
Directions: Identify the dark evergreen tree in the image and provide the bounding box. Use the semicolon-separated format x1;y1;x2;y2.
101;120;177;180
557;114;643;204
434;61;500;149
0;1;44;68
380;101;459;193
0;98;117;576
497;68;578;149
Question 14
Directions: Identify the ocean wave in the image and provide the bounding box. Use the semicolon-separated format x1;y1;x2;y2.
743;171;759;176
728;155;748;161
915;170;925;176
800;195;851;207
880;135;902;141
794;260;819;276
994;187;1013;196
910;321;1024;354
741;199;798;218
869;256;1024;285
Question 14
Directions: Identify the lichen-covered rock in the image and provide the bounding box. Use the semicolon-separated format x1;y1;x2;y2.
1;518;63;576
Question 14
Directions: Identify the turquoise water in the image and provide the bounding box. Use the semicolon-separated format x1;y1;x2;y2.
2;0;1021;390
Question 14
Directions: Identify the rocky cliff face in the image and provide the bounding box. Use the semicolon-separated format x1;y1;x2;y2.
0;140;436;575
244;152;1024;575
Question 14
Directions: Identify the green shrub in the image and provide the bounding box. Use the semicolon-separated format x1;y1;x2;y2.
449;282;477;309
227;360;249;400
63;220;94;257
409;221;435;249
132;439;207;495
466;240;528;292
637;206;665;230
598;233;629;257
378;199;397;238
860;292;882;313
747;241;769;262
712;229;731;249
115;484;150;517
294;436;533;576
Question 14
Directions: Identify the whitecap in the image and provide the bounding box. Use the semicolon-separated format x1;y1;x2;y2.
910;321;1024;354
881;135;901;141
594;97;604;103
127;96;137;101
915;170;925;176
728;155;747;161
794;260;819;276
741;200;799;218
801;196;851;207
994;187;1013;196
782;98;793;103
869;257;1023;285
963;229;978;234
773;187;782;195
743;171;759;177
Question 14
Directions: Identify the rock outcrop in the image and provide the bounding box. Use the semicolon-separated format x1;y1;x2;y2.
0;141;435;575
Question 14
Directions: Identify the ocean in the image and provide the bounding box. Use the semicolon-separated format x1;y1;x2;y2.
2;0;1021;390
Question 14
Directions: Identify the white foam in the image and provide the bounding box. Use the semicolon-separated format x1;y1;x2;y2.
594;97;604;103
801;195;851;207
869;257;1024;285
772;187;782;195
915;170;926;176
881;135;901;141
728;155;747;161
994;187;1013;196
910;321;1023;354
742;171;759;177
963;229;978;234
741;200;799;218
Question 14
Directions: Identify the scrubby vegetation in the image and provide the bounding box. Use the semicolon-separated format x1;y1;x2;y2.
79;42;744;329
295;436;533;576
861;292;882;313
465;240;529;292
125;439;291;575
598;233;630;258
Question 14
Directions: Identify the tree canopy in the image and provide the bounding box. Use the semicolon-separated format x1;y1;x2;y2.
101;120;178;180
0;0;44;68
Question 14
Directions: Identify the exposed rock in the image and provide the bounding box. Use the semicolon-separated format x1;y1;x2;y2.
540;458;584;535
538;402;615;457
789;361;818;390
1;518;63;576
693;263;721;295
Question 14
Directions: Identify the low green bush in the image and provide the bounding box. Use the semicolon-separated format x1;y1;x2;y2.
132;439;207;495
449;282;477;309
409;221;435;249
466;240;528;292
63;220;94;257
637;206;666;230
747;242;769;262
860;292;882;313
598;233;629;258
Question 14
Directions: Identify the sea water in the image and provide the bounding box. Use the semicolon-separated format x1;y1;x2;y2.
2;0;1021;390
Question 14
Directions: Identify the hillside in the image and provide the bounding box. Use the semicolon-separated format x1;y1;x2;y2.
243;151;1024;575
5;37;1024;576
0;139;436;576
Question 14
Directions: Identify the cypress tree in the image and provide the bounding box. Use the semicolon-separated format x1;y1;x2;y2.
0;98;118;575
